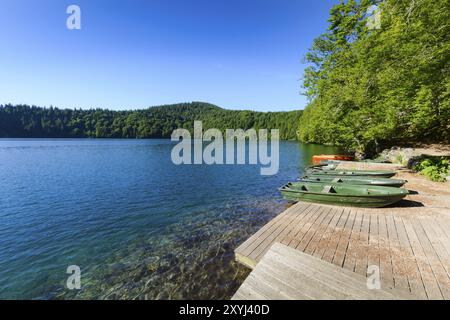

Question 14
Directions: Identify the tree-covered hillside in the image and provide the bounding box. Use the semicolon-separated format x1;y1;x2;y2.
0;102;302;140
298;0;449;154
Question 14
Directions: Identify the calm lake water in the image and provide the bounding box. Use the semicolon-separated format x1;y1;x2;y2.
0;139;339;299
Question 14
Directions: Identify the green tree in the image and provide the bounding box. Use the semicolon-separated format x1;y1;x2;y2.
298;0;450;154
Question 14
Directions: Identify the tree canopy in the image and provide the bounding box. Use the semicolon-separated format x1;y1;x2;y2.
298;0;450;154
0;102;302;140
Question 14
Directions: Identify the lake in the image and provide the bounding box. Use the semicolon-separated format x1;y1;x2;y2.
0;139;340;299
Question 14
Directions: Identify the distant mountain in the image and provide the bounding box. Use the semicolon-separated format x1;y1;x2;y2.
0;102;302;140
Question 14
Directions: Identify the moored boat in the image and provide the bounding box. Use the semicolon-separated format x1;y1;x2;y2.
306;163;339;171
279;182;408;208
312;154;354;165
299;176;407;188
305;169;396;178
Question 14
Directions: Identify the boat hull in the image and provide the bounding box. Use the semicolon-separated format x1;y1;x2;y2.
299;176;407;188
305;169;396;178
279;183;408;208
280;191;407;207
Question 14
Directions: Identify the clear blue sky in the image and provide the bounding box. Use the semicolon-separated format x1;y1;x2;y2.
0;0;337;111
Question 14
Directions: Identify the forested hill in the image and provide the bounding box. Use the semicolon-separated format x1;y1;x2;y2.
298;0;449;154
0;102;302;140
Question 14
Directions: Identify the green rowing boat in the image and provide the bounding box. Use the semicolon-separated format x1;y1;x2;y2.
306;163;339;171
305;169;396;178
300;175;407;187
279;182;408;208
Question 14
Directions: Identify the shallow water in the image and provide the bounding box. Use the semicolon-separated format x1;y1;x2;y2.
0;139;339;299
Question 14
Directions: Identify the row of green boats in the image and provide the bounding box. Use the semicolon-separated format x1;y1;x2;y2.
279;163;409;208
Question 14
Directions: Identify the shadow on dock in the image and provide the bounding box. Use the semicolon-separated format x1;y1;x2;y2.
385;199;424;208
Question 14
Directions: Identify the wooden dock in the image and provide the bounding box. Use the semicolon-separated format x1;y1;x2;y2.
233;243;414;300
234;169;450;300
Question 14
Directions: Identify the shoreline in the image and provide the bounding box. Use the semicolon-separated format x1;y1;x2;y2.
233;161;450;299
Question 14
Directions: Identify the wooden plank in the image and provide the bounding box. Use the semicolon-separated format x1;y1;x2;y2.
296;205;335;252
419;217;450;277
432;214;450;243
385;215;410;292
239;273;288;299
333;209;356;267
354;209;371;276
367;212;380;277
343;210;364;272
427;212;450;260
232;282;269;300
255;262;334;299
377;213;395;290
303;205;337;255
233;243;415;300
279;203;319;247
288;204;329;250
401;217;441;299
238;202;308;261
313;207;345;259
410;217;450;299
235;252;258;269
394;216;429;298
252;202;314;261
267;245;407;299
336;161;404;171
322;207;351;264
236;203;305;255
235;203;310;268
